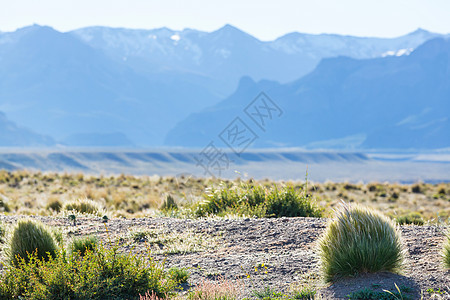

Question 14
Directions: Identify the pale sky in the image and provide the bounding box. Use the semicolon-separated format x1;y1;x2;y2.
1;0;449;40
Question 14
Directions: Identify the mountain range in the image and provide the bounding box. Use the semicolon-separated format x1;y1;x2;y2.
166;38;450;149
0;24;448;148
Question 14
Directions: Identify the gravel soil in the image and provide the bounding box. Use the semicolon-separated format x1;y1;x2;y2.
0;216;448;299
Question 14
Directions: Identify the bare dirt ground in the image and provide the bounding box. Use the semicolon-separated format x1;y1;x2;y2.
0;215;448;299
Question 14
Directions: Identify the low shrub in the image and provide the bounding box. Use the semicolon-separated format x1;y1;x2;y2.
64;198;103;215
168;266;189;284
0;242;176;299
318;204;404;282
195;184;322;218
265;187;322;218
70;235;98;256
8;219;59;266
195;187;241;217
396;213;424;225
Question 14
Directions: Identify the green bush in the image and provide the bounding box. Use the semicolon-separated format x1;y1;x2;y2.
0;242;176;299
444;233;450;269
396;213;424;225
70;235;98;256
195;184;321;218
8;219;59;266
195;187;241;217
64;198;103;215
318;204;404;282
265;187;322;218
168;266;189;283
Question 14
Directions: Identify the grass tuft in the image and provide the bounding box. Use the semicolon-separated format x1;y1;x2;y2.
318;203;404;282
160;194;178;211
64;198;104;216
46;198;63;212
7;218;59;266
396;213;424;225
444;232;450;269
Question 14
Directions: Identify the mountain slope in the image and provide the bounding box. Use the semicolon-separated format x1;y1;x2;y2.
0;25;221;145
71;26;444;95
0;112;54;146
165;38;450;149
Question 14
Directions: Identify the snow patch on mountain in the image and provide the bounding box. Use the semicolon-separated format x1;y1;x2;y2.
170;34;180;41
382;48;413;57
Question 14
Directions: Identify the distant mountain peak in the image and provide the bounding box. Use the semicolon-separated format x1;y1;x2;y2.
237;75;255;87
408;28;431;36
212;24;252;37
219;24;240;31
17;24;54;33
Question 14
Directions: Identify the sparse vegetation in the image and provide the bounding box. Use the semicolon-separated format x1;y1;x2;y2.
348;284;413;300
251;286;317;300
252;286;284;299
0;171;449;298
187;277;241;300
292;287;316;300
0;171;448;221
318;204;404;282
127;227;218;255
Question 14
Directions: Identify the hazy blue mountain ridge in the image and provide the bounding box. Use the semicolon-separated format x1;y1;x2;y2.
71;25;443;93
165;38;450;149
0;24;447;147
0;111;55;146
0;25;222;145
